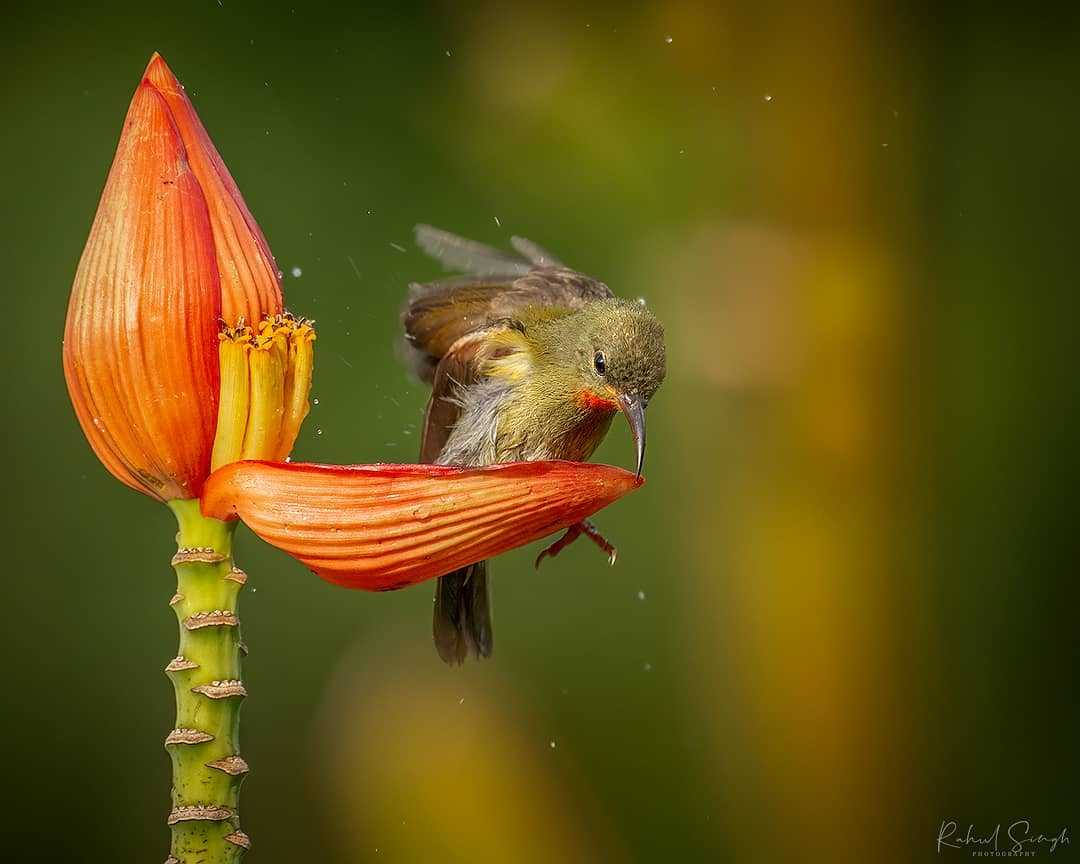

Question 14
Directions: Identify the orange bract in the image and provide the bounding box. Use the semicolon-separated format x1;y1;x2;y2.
201;461;642;590
143;54;282;325
63;82;221;501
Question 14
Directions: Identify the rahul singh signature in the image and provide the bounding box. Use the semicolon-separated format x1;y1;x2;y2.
938;820;1070;856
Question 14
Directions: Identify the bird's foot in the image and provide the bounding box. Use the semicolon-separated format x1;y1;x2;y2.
535;520;618;569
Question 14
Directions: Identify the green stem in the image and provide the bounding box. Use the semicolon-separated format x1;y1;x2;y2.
165;499;250;862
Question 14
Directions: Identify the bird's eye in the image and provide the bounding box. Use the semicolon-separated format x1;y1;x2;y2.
593;351;607;375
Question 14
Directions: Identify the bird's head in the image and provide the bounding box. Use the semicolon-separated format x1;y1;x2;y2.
539;298;666;477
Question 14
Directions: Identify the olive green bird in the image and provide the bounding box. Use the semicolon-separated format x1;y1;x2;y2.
402;225;666;664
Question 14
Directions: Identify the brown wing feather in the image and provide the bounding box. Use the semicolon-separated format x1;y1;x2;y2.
419;328;505;463
402;267;613;384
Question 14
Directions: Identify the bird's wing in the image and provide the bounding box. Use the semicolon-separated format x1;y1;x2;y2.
509;235;564;268
415;223;567;272
415;224;534;276
402;267;614;384
419;325;508;463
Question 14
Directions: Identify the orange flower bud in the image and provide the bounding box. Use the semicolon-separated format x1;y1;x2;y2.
64;54;285;501
200;461;642;590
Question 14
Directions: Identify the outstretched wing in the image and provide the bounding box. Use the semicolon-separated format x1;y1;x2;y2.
415;224;566;274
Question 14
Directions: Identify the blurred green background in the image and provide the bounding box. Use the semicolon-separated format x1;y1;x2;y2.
2;1;1076;861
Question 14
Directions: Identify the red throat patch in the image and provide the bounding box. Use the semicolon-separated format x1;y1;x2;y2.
577;389;618;412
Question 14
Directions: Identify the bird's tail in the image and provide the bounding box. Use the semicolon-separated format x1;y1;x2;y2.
433;561;493;665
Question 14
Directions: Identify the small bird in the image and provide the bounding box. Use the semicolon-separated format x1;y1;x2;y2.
402;225;666;664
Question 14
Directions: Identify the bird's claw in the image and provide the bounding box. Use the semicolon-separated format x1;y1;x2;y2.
534;520;618;569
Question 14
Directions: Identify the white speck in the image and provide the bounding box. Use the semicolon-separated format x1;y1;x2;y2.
315;427;323;436
637;590;646;600
313;397;320;405
637;297;647;306
881;142;890;149
763;93;773;103
664;35;673;44
251;587;257;593
679;148;685;156
389;242;407;253
458;697;465;704
290;266;303;278
494;215;501;227
445;49;452;58
549;740;556;749
643;662;652;672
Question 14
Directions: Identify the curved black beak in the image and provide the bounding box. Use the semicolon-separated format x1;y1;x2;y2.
617;393;647;479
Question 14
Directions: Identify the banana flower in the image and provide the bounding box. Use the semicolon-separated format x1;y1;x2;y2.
62;54;639;863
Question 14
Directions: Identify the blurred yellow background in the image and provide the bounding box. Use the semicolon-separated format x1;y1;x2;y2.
2;1;1075;861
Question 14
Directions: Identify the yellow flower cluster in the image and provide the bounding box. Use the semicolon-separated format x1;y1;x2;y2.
211;314;316;471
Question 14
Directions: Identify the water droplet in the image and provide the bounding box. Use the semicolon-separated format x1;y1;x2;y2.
763;93;773;103
291;266;303;278
549;740;557;749
637;590;646;600
637;297;647;306
664;35;673;44
313;397;320;405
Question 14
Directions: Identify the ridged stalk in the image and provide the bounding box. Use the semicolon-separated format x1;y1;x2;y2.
165;498;250;862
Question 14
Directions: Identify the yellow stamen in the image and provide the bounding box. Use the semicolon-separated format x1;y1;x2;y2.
276;320;316;460
211;314;317;469
240;333;285;461
210;325;252;471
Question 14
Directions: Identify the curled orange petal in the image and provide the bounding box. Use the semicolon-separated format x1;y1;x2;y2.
143;53;283;324
63;81;221;501
200;461;642;590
